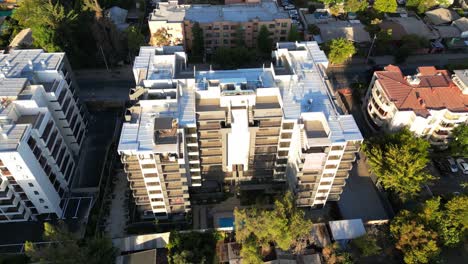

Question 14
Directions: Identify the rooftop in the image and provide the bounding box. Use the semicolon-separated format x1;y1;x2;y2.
317;20;371;43
380;17;439;40
375;65;468;116
0;49;64;79
425;8;460;25
453;17;468;32
151;1;289;24
185;1;289;23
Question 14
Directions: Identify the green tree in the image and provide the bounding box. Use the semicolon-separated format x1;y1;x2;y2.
308;24;320;35
191;22;204;60
390;214;440;264
125;26;145;58
406;0;438;14
363;128;433;201
240;237;263;264
326;38;356;64
257;25;272;55
288;25;301;42
352;234;381;257
13;0;78;52
373;0;397;13
234;27;245;47
344;0;368;13
234;192;313;259
440;196;468;247
25;222;117;264
166;231;218;264
449;124;468;157
318;0;344;5
395;34;429;63
212;47;255;69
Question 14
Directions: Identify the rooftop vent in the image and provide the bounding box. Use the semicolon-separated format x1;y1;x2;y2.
407;75;421;85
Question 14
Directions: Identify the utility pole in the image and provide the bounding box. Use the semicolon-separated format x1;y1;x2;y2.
366;34;377;64
100;45;110;72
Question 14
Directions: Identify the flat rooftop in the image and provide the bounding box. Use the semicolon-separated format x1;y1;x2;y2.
0;49;64;78
151;1;289;24
195;68;275;91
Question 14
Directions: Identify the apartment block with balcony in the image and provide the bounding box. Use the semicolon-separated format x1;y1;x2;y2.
364;65;468;148
0;50;86;222
119;43;362;215
149;0;292;52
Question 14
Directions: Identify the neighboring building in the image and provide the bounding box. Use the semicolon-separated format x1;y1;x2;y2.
316;20;371;44
453;17;468;39
148;0;292;52
364;65;468;148
8;28;33;51
379;17;439;40
425;8;460;26
118;42;362;219
0;50;87;222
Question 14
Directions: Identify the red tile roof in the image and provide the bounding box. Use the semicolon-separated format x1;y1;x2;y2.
375;65;468;117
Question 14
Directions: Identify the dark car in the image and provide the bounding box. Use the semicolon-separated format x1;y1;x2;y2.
432;159;451;176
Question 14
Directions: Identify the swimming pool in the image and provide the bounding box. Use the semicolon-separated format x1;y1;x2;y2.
218;217;234;228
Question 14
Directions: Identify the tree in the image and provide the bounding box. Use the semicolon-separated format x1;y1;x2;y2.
373;0;397;13
12;0;78;52
323;243;354;264
257;25;272;55
212;47;255;69
308;5;317;13
363;128;434;201
191;22;204;60
406;0;438;14
150;28;171;47
439;196;468;247
390;214;440;264
326;38;356;64
240;237;263;264
318;0;344;5
288;25;301;42
125;26;145;58
166;231;218;264
308;24;320;35
449;124;468;157
234;192;313;260
351;234;381;257
344;0;368;13
395;34;429;63
25;222;117;264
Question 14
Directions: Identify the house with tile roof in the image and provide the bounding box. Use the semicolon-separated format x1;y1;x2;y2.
364;65;468;148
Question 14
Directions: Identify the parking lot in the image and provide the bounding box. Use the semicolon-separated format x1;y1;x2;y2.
428;156;468;197
278;0;304;32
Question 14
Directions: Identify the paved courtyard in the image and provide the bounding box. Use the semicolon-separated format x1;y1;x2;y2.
105;170;130;238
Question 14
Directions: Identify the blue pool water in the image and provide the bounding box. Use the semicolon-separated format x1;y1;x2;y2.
218;217;234;228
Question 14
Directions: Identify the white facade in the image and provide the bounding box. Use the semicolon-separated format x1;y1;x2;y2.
118;43;363;218
364;66;468;148
0;50;87;222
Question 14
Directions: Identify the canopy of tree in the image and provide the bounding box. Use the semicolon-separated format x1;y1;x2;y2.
344;0;368;13
394;34;430;63
373;0;397;13
234;192;313;261
390;196;468;263
25;222;117;264
191;22;204;61
363;128;433;201
166;231;219;264
326;38;356;64
11;0;142;68
449;124;468;157
257;25;272;55
351;234;381;257
406;0;449;14
288;25;302;42
322;243;354;264
212;47;256;69
126;25;145;58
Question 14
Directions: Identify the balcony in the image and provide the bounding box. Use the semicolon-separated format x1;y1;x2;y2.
199;141;222;148
170;205;185;213
335;171;349;178
341;153;356;162
163;175;181;183
127;172;144;181
124;164;141;173
135;197;150;205
167;190;183;197
130;181;146;190
332;179;346;186
133;189;148;198
432;130;450;139
338;163;353;171
161;164;179;173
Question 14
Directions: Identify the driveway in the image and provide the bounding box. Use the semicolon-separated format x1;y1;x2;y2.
338;157;390;221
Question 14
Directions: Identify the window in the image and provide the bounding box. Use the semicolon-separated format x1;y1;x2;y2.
280;30;287;34
44;206;49;209
269;24;275;29
281;23;288;27
151;198;164;202
39;198;45;203
147;181;160;186
149;190;162;194
141;164;156;169
34;191;40;195
28;183;34;187
223;25;229;30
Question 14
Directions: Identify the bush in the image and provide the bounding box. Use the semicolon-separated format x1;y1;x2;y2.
326;38;356;64
352;234;381;257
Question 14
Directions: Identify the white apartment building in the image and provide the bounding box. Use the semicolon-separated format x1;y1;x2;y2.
364;65;468;147
118;42;362;219
0;50;87;222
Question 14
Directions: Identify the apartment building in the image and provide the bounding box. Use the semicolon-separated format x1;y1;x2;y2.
0;50;87;222
149;0;292;52
364;65;468;148
119;43;362;219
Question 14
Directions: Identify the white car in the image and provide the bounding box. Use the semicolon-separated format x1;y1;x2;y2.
285;5;296;10
456;158;468;174
447;157;458;173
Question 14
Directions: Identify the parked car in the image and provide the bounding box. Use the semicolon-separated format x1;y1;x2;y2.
456;158;468;174
285;5;296;10
447;157;458;172
289;10;298;15
282;0;290;6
